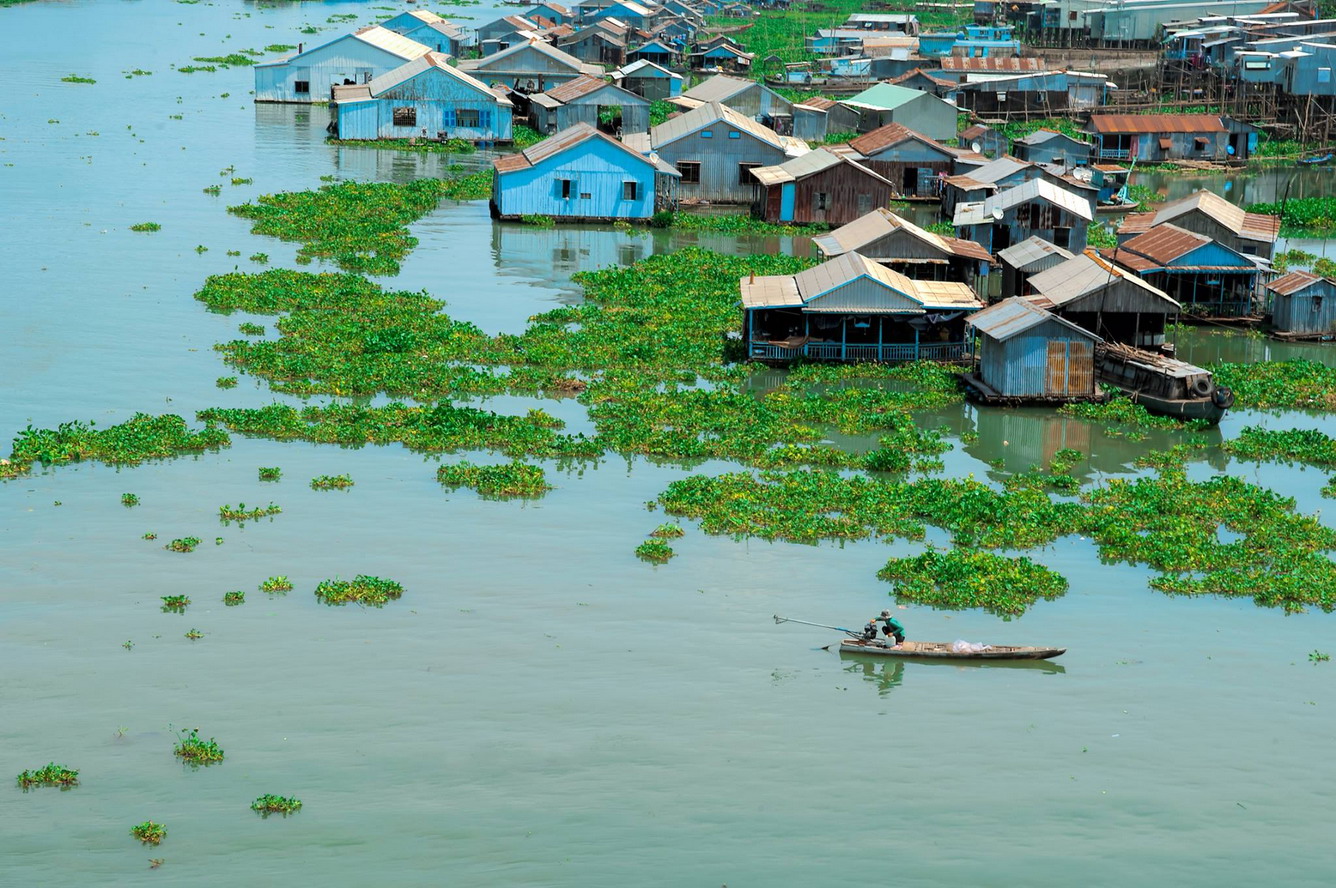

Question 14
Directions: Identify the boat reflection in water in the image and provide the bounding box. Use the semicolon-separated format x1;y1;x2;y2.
842;649;1067;696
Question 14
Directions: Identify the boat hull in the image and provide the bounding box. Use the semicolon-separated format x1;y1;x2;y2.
839;639;1065;660
1106;386;1227;424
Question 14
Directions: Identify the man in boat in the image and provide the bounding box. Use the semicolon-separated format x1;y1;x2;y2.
873;610;906;648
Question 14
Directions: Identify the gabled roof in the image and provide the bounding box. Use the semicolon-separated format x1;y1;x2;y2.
953;178;1094;226
793;96;841;112
649;101;808;156
751;148;892;187
889;67;957;88
402;10;446;24
1088;113;1226;134
845;122;953;158
1266;269;1331;296
529;1;573;14
682;73;756;102
811;207;993;263
259;26;433;66
1116;223;1215;266
967;296;1102;342
997;235;1074;271
493;122;678;175
740;251;982;312
458;38;603;76
1117;190;1280;244
844;82;930;111
939;56;1042;72
959;124;997;141
349;53;509;104
616;59;682;78
1017;129;1091;147
1026;251;1179;311
542;74;639;103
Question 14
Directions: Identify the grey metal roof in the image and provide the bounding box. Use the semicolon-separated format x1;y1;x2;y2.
741;251;981;313
954;178;1094;226
650;101;808;156
966;296;1101;342
996;235;1074;271
361;53;505;102
682;74;754;103
1026;252;1178;310
1016;129;1091;147
811;207;992;262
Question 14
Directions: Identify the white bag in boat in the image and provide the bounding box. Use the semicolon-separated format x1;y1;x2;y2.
951;639;990;653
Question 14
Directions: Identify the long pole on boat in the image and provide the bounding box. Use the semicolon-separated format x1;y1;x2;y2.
773;615;860;636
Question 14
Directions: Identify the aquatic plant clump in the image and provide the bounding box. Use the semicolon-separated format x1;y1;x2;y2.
251;794;303;816
131;822;167;845
223;591;245;606
218;502;281;522
1058;395;1209;431
227;177;480;275
314;575;404;606
164;537;202;553
61;74;96;84
3;413;229;480
877;549;1069;618
436;461;552;498
16;763;79;790
1211;359;1336;410
650;523;685;538
635;539;675;563
122;493;140;507
129;222;161;232
258;466;281;481
173;728;223;764
1223;427;1336;468
161;595;190;612
260;576;293;594
309;474;354;491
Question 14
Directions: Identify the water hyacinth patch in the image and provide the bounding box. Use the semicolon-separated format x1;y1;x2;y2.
218;502;281;522
436;462;551;498
251;794;302;816
173;728;223;764
314;575;403;606
165;537;202;553
1211;359;1336;410
223;590;245;606
3;413;229;480
61;74;96;84
16;763;79;790
161;595;190;612
1223;427;1336;467
635;539;675;563
309;474;354;490
185;628;204;640
260;576;293;594
238;322;265;336
878;549;1069;618
258;466;281;481
129;222;161;232
650;523;685;538
216;376;238;389
131;822;167;845
122;493;140;507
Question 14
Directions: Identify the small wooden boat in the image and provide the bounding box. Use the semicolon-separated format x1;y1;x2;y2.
1299;153;1333;165
839;639;1066;660
1095;342;1233;425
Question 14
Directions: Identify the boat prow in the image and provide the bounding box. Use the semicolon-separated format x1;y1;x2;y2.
839;639;1066;660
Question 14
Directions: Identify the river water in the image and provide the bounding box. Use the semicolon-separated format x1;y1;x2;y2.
4;3;1336;885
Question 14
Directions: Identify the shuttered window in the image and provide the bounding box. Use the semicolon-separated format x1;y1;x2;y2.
392;107;417;127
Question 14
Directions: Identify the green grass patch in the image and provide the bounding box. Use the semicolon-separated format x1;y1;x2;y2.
314;575;404;606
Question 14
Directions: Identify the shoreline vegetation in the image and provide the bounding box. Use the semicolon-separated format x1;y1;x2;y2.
7;177;1336;616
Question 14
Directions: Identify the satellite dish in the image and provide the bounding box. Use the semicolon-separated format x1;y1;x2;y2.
991;208;1004;220
971;140;982;153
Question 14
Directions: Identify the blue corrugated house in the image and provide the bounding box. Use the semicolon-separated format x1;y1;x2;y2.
332;53;514;143
254;26;432;104
380;10;472;57
457;40;605;93
965;297;1102;401
491;122;680;221
1105;223;1262;317
1267;271;1336;337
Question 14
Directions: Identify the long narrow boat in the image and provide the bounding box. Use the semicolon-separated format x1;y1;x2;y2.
839;639;1066;660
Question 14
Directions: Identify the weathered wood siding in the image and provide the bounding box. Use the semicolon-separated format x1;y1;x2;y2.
335;68;513;141
492;136;659;219
255;39;418;103
1273;282;1336;334
557;84;650;134
979;319;1097;397
759;164;894;225
656;128;790;204
623;73;680;101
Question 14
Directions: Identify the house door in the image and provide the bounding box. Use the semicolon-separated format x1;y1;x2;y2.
1046;340;1092;395
902;167;917;195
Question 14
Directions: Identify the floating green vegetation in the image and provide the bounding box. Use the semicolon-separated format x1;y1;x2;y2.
650;522;685;538
192;53;256;66
1085;224;1117;249
1211;359;1336;410
326;136;477;154
122;492;140;507
131;822;167;845
216;376;238;389
436;461;551;498
142;532;157;540
232;177;253;186
258;466;281;481
877;549;1069;618
1058;395;1209;432
228;177;478;275
177;65;216;73
165;537;202;553
252;794;303;816
61;74;96;84
127;69;153;76
249;253;269;264
196;244;209;254
203;184;222;195
130;222;161;232
223;590;245;606
161;595;190;612
650;210;827;235
1245;196;1336;236
3;416;218;479
264;44;296;53
519;213;556;227
173;728;223;764
260;576;293;594
635;539;675;563
16;763;79;791
1223;427;1336;468
309;474;354;491
218;502;281;522
1312;650;1332;663
185;628;204;640
238;322;266;336
314;575;404;606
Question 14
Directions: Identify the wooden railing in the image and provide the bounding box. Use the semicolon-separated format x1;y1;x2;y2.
749;341;970;362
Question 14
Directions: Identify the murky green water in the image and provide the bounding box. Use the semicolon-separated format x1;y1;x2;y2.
5;3;1336;884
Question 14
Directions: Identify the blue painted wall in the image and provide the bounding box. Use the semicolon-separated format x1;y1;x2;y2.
493;136;660;219
256;36;424;103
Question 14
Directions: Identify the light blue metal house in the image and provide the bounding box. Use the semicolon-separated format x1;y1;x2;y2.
966;297;1102;400
457;40;605;93
254;26;432;104
332;53;514;143
491;122;680;220
612;59;682;101
380;10;472;57
527;2;576;25
1267;270;1336;336
1108;222;1262;317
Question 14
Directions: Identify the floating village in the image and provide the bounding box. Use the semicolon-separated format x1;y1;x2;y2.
9;0;1336;881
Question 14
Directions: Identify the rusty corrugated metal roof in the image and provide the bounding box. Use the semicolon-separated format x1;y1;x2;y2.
940;56;1042;71
1265;269;1325;296
1119;223;1210;265
846;122;951;159
967;296;1101;342
1088;114;1226;134
544;74;615;103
